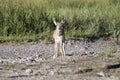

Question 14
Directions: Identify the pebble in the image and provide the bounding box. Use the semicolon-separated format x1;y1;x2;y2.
11;61;17;64
0;60;3;63
96;71;105;77
49;71;55;76
0;67;2;70
36;54;42;58
25;69;33;74
27;57;36;62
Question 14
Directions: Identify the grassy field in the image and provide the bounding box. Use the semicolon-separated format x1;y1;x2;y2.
0;0;120;42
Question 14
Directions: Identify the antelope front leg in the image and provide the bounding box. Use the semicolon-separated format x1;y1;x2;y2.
62;42;66;56
60;42;66;57
53;43;58;59
60;45;63;57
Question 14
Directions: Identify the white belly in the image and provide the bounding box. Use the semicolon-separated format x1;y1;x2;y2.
55;36;63;43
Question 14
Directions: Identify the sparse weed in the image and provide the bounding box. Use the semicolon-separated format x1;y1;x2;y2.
2;62;14;70
109;41;117;53
99;51;113;57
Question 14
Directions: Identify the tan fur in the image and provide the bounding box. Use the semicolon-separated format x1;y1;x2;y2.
53;17;66;59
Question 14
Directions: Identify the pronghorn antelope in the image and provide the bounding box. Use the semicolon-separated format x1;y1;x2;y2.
53;17;66;59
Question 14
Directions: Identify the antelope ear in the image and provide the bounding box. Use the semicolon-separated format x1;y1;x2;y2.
61;17;66;24
53;17;57;26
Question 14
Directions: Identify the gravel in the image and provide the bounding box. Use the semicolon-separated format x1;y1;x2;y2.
0;40;119;61
0;39;119;80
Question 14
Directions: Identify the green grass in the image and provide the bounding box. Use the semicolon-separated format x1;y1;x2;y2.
0;0;120;43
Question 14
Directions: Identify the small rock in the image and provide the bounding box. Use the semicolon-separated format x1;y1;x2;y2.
89;52;95;55
84;46;89;50
0;60;3;63
36;54;42;58
45;65;51;70
81;52;88;56
25;69;33;74
27;57;36;62
18;58;26;63
18;57;22;59
66;53;74;56
36;58;43;62
96;71;105;77
21;67;26;70
60;68;73;73
0;67;2;70
67;40;73;46
9;72;19;78
11;61;16;64
33;71;41;76
49;71;55;76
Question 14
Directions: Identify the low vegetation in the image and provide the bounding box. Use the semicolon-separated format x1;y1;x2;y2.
0;0;120;42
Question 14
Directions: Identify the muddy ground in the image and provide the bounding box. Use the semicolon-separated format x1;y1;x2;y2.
0;39;120;80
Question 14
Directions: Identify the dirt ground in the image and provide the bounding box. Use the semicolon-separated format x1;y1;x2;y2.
0;39;120;80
